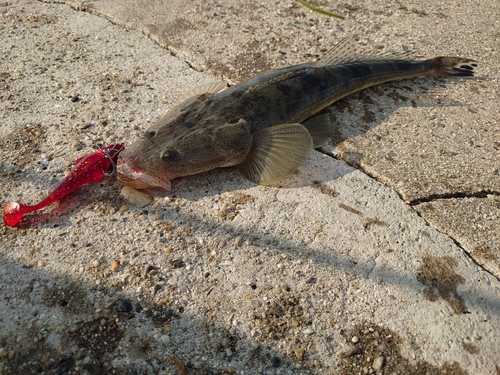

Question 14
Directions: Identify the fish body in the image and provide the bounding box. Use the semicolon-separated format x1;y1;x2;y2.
117;40;476;190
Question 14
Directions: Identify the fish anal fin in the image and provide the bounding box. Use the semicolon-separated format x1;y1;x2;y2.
315;38;412;68
302;113;335;148
238;123;313;186
174;81;228;106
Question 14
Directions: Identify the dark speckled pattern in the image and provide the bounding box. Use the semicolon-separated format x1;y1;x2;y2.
118;55;476;184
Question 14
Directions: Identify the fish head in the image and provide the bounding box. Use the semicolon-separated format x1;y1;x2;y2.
117;114;253;190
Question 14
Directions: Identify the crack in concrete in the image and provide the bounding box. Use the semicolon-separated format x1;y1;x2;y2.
409;190;500;206
430;228;500;282
316;149;500;281
37;0;500;284
366;250;381;279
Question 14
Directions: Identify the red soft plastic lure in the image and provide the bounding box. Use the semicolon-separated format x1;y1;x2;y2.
3;143;125;227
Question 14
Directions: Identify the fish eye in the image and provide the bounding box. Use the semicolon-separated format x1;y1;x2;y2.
140;131;156;140
160;148;178;161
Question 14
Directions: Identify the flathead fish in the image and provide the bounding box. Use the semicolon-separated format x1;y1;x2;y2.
116;40;477;190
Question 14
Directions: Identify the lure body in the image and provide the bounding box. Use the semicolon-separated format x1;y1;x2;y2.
3;143;125;227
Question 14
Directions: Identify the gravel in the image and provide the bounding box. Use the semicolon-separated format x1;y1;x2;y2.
1;1;499;375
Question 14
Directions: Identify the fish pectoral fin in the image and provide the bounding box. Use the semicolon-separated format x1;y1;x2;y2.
302;113;335;148
238;123;313;186
173;81;228;106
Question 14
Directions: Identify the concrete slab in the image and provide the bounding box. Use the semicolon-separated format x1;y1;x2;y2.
415;196;500;279
1;1;499;375
51;0;500;278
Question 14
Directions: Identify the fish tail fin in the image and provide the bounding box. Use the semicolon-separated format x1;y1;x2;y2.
426;57;477;77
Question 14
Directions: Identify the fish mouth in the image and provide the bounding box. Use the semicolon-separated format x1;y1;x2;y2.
116;162;172;191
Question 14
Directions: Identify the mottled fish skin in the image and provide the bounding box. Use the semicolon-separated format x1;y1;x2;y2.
117;40;477;190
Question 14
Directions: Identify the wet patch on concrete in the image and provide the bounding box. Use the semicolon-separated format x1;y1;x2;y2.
416;255;468;314
312;180;339;197
338;202;362;216
473;244;498;262
363;218;389;230
462;342;479;354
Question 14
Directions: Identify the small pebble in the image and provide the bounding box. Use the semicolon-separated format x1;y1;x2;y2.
58;358;73;374
116;299;133;312
71;140;83;151
120;186;153;207
250;329;260;337
303;328;314;335
372;356;384;371
234;236;243;247
177;361;187;375
111;260;119;272
341;346;363;358
251;299;262;308
142;264;155;277
351;336;359;343
160;335;170;344
271;356;281;367
83;363;102;375
294;347;305;361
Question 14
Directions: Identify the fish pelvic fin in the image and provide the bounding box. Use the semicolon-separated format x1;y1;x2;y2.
238;124;313;186
425;57;477;77
302;113;335;148
315;38;413;68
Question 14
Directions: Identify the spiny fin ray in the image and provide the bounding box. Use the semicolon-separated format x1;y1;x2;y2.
174;81;228;106
315;38;413;68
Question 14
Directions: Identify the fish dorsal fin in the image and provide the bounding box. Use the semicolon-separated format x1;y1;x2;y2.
315;38;412;68
238;123;313;186
174;81;228;106
302;113;335;148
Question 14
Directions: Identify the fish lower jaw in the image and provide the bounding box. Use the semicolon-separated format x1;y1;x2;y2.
116;167;172;191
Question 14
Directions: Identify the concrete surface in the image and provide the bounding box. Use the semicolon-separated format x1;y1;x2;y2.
1;1;499;374
52;0;500;279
